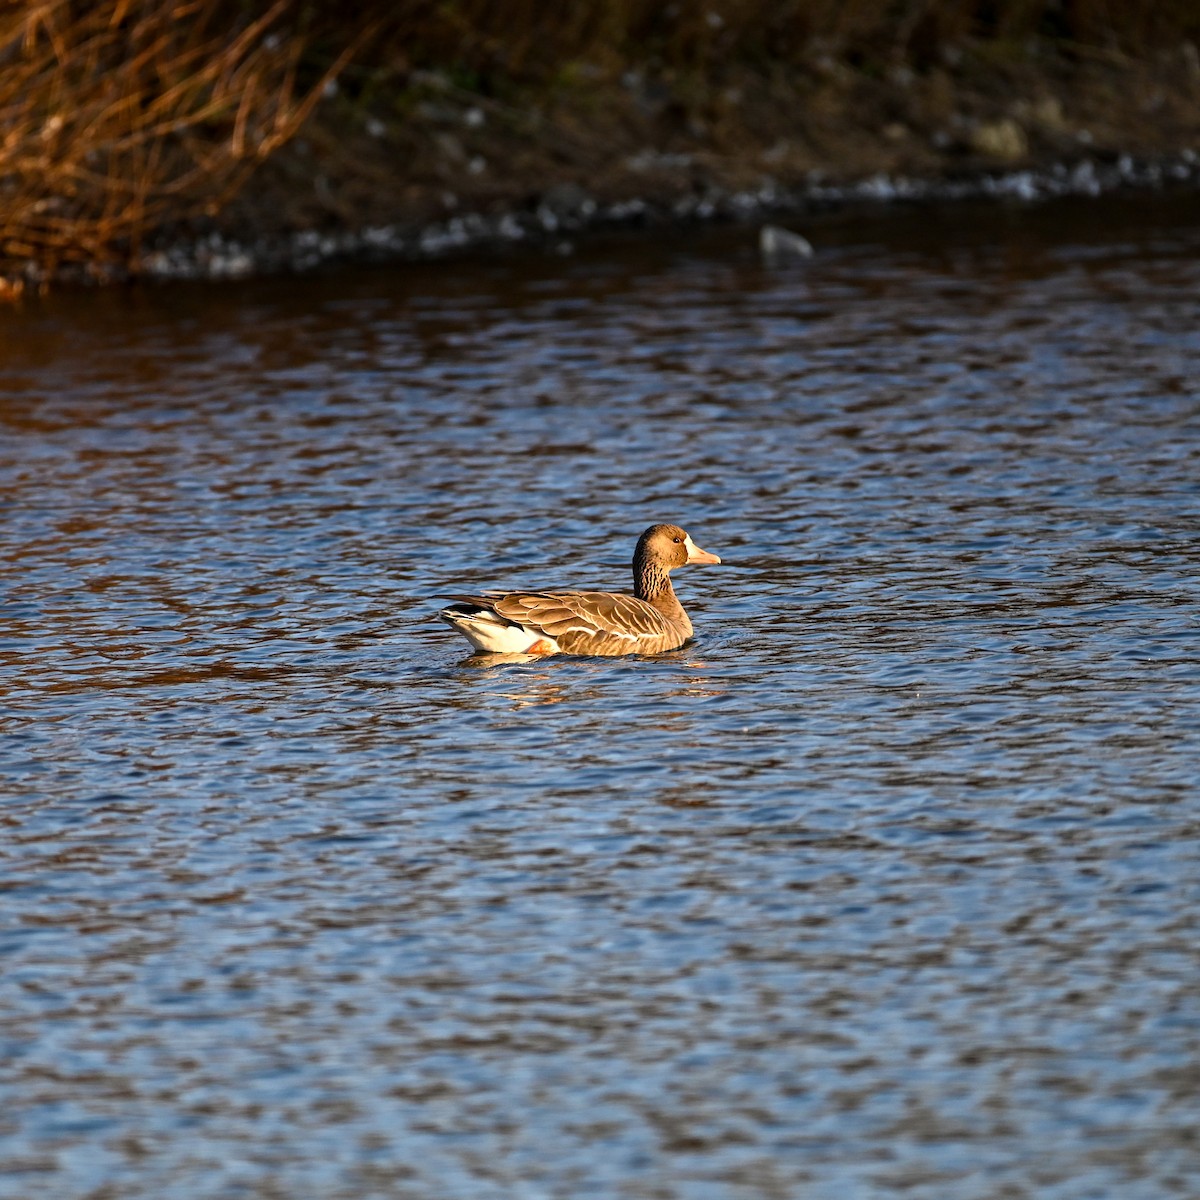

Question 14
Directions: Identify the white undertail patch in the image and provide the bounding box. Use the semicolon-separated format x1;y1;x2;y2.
439;607;560;655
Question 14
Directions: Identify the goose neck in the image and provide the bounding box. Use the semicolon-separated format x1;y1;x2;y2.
634;558;674;605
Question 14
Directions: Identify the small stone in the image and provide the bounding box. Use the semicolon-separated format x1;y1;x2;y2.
759;225;813;260
970;118;1027;161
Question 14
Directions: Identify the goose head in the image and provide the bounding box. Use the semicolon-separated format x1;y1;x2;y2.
634;524;721;570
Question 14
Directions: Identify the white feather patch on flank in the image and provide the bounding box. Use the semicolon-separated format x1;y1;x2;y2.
439;608;560;654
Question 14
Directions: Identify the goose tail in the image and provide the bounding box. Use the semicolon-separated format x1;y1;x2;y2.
438;601;560;655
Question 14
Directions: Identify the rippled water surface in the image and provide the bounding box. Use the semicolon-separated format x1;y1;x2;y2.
3;194;1199;1200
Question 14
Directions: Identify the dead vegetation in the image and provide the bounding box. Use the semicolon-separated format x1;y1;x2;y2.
0;1;364;288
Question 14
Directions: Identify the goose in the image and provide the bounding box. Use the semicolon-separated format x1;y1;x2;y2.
439;523;721;657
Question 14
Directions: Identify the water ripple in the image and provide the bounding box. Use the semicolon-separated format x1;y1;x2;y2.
2;193;1199;1199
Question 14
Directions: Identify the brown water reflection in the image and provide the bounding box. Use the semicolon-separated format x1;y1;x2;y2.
1;192;1199;1200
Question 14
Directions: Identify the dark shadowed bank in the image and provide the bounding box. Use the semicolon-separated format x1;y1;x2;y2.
4;0;1200;290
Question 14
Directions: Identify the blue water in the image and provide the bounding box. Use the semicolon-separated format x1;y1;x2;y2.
2;194;1199;1199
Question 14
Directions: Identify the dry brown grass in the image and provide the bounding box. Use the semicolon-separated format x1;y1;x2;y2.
0;0;366;286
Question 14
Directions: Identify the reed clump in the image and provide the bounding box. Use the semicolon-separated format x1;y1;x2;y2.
4;0;1199;288
0;0;360;286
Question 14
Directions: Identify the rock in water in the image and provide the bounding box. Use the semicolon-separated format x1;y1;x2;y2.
760;225;814;260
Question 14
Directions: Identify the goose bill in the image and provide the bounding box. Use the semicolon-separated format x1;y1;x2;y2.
684;535;721;564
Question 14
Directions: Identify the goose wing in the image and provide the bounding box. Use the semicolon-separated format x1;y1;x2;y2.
489;590;683;655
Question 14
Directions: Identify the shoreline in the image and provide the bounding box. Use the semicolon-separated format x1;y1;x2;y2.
137;39;1200;283
136;149;1200;283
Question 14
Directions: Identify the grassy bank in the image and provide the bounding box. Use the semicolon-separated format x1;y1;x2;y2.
4;1;1200;288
